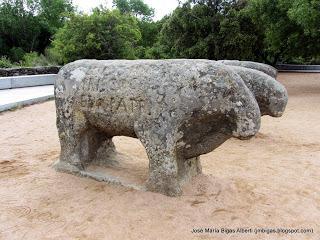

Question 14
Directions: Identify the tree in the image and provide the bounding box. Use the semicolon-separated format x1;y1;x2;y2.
247;0;320;64
134;19;165;58
112;0;158;58
0;0;41;60
156;0;263;60
0;0;73;61
36;0;74;55
112;0;154;20
51;9;142;64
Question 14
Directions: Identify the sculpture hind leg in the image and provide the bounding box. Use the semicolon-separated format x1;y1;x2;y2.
177;156;202;185
54;107;116;172
77;128;115;167
90;137;118;167
54;109;89;172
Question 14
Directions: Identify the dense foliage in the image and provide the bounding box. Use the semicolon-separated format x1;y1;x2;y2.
112;0;160;59
0;0;73;63
112;0;155;20
0;0;319;66
154;0;264;61
51;9;141;63
247;0;320;64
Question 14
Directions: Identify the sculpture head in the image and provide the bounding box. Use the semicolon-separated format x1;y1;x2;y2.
177;62;262;159
211;64;262;140
226;65;288;118
260;81;288;117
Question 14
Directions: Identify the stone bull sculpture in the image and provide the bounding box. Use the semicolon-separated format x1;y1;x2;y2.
226;66;288;117
218;60;278;79
54;59;261;196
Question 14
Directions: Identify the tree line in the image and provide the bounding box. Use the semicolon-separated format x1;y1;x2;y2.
0;0;319;68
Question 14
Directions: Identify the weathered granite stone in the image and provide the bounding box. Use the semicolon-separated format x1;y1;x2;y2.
218;60;278;78
227;66;288;117
54;59;261;196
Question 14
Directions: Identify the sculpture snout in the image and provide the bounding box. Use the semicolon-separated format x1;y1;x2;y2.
267;86;288;117
232;116;261;139
231;99;261;140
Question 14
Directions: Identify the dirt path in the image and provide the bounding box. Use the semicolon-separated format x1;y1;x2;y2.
0;73;319;240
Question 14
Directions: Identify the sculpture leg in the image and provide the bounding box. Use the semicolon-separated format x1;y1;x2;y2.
56;126;116;169
145;152;202;196
134;122;182;196
135;119;203;196
91;137;118;167
54;108;87;171
55;108;115;171
78;128;111;166
177;156;202;185
146;149;182;197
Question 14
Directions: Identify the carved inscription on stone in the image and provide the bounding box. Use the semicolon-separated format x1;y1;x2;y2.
80;95;145;113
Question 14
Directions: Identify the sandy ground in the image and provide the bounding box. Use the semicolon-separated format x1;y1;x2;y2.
0;72;319;240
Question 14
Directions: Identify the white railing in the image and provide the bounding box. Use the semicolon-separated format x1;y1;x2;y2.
0;74;57;90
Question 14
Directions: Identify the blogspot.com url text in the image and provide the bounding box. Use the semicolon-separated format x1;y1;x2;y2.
191;227;314;235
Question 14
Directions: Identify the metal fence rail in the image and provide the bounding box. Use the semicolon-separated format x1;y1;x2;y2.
277;64;320;73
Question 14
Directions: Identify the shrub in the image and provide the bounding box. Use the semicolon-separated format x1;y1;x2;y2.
9;47;25;63
0;56;13;68
22;52;55;67
51;9;142;64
